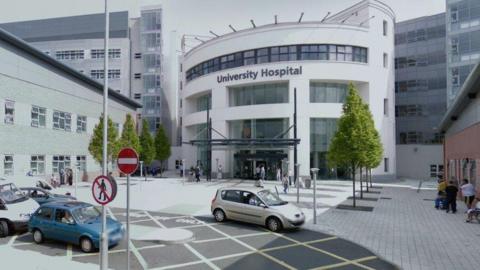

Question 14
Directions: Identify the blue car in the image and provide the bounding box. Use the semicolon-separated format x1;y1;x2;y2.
28;201;124;252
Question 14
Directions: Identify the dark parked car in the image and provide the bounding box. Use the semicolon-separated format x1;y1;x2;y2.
20;187;75;205
28;201;124;252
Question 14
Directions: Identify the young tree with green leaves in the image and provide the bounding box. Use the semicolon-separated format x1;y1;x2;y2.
88;114;120;166
327;83;369;207
139;119;155;167
154;124;171;175
118;114;140;153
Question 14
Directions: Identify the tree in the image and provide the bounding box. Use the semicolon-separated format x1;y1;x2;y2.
361;104;383;190
88;114;119;166
139;119;155;167
118;114;140;153
327;83;369;207
154;124;171;174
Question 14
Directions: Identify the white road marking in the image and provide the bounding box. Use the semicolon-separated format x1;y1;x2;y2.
8;235;18;246
66;244;73;260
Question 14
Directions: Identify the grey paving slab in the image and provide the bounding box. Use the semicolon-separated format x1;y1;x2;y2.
169;262;212;270
214;253;289;270
238;233;294;250
189;238;250;259
0;236;9;245
358;258;398;270
138;244;198;268
265;245;343;269
328;264;367;270
280;228;331;242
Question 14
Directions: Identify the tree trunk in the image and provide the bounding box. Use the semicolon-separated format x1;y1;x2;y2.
360;167;363;199
352;164;356;208
369;168;373;188
366;167;370;192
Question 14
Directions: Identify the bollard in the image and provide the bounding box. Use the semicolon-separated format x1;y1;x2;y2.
310;168;319;224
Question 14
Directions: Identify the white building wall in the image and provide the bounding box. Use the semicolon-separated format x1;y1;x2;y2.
180;1;396;179
0;37;137;184
396;145;443;180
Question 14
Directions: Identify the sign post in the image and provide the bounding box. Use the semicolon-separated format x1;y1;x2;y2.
117;148;139;270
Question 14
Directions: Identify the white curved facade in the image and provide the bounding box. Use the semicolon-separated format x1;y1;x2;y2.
180;0;396;180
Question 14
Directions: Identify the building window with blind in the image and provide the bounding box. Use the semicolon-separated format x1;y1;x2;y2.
52;155;71;173
108;69;121;79
4;155;13;176
55;50;84;60
30;155;45;175
53;110;72;131
91;49;121;59
76;115;87;133
4;100;14;124
31;105;46;128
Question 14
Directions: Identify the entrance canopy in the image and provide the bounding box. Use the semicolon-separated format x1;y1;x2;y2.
188;138;300;148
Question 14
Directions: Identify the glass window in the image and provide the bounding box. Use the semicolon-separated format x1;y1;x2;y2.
196;93;212;112
30;155;45;175
383;20;388;36
36;207;53;220
229;83;288;106
383;53;388;68
256;48;269;63
310;118;338;179
4;100;14;124
31;106;46;128
224;190;242;203
76;115;87;133
76;156;87;173
52;155;71;173
229;118;288;139
310;82;347;103
4;155;13;176
53;111;71;131
90;49;121;59
141;11;162;31
384;158;389;172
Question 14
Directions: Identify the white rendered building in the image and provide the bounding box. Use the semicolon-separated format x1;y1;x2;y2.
0;27;141;183
180;0;396;180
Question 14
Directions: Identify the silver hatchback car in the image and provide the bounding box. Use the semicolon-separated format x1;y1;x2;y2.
211;187;305;232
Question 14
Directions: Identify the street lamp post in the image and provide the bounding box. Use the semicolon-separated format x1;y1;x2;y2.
296;164;300;203
182;159;186;185
139;161;144;178
310;168;319;224
216;158;219;180
75;162;80;198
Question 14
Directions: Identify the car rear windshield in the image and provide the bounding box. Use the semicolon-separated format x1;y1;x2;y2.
0;183;28;204
73;206;101;223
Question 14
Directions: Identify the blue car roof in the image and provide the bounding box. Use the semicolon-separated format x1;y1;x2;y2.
42;201;92;210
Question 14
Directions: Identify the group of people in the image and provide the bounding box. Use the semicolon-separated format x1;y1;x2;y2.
49;168;73;188
435;178;480;222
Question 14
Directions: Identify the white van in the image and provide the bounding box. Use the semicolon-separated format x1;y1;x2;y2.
0;179;39;237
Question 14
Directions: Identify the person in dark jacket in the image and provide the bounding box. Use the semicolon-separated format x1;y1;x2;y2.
445;181;459;213
195;166;201;182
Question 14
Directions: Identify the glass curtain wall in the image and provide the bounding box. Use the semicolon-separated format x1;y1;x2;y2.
229;118;289;139
229;83;288;106
196;94;212;112
310;118;342;179
310;83;347;103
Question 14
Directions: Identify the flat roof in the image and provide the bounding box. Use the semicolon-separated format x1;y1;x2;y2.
439;62;480;133
0;11;129;42
0;27;141;110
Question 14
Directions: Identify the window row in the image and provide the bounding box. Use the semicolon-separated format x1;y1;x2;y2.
394;52;446;69
3;101;87;133
310;83;347;103
54;49;121;60
449;0;480;25
398;131;443;144
394;25;445;45
90;69;121;80
395;104;423;117
186;44;368;81
395;78;446;93
2;155;87;176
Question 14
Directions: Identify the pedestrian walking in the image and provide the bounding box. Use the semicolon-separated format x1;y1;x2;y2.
59;168;65;186
276;168;282;182
282;173;289;194
460;179;476;209
260;165;266;181
255;166;260;180
195;166;201;182
445;181;459;213
288;169;293;186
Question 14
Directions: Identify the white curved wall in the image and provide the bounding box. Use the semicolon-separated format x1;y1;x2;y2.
180;2;396;179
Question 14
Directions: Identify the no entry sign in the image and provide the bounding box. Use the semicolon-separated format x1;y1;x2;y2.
117;148;139;175
92;175;117;205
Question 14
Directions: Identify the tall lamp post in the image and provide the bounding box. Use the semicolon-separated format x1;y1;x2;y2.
310;168;319;224
296;163;300;203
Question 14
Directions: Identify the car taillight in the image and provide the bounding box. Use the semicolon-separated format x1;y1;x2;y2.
211;191;217;204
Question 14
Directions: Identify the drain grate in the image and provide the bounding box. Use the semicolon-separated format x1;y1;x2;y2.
380;197;392;200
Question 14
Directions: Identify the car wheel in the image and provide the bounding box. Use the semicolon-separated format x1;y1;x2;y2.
80;237;94;253
33;229;44;244
266;217;282;232
213;209;226;222
0;220;9;238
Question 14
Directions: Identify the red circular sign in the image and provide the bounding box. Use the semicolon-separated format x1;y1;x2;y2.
117;148;139;175
92;175;116;205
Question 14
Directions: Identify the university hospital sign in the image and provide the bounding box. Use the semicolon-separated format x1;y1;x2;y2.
217;66;303;83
